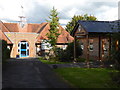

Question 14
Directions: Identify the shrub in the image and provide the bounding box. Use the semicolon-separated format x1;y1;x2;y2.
53;41;83;62
65;41;83;61
76;58;86;62
109;33;120;86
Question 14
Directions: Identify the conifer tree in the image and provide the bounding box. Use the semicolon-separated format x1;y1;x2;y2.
46;7;60;57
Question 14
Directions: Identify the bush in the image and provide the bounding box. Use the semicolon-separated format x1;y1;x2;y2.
76;58;86;62
109;33;120;86
65;42;82;61
53;41;83;62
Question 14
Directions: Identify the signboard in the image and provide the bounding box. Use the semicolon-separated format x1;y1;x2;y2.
75;29;86;36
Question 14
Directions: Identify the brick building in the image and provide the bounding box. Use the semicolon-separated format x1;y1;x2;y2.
0;21;74;58
72;20;119;61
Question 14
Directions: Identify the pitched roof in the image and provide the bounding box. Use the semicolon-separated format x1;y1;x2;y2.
27;23;41;32
35;23;48;33
78;20;118;33
2;23;19;32
0;30;12;44
1;21;74;44
36;23;74;43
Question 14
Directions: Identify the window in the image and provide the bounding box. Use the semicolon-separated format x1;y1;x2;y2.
41;40;52;50
62;45;67;50
21;43;26;49
80;43;84;50
103;43;107;51
102;39;108;52
89;39;93;51
89;43;93;51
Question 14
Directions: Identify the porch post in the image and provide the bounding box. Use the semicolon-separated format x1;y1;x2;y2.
86;34;89;68
101;39;104;61
98;35;101;61
74;36;76;62
109;35;111;59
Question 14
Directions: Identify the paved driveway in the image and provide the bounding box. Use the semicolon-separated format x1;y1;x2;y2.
2;58;71;88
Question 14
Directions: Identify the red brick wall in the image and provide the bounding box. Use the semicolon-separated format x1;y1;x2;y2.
4;32;39;58
78;37;109;61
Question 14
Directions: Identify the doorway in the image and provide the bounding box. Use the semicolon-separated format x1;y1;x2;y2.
18;41;29;57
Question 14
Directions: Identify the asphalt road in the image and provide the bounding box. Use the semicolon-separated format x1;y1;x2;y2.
2;58;71;88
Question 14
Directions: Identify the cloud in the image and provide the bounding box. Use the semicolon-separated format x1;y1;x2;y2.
25;1;50;23
0;0;119;27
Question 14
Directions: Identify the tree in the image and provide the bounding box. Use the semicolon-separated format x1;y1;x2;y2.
2;40;10;63
66;14;97;33
46;7;60;57
65;41;82;60
108;21;120;86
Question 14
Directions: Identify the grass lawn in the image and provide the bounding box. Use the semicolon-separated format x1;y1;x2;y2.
39;59;72;64
54;68;120;88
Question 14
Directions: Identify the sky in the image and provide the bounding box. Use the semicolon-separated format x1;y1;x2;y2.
0;0;119;28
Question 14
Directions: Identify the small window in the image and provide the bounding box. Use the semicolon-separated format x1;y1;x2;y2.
102;39;108;52
89;43;93;51
89;39;94;51
80;43;84;50
103;43;107;52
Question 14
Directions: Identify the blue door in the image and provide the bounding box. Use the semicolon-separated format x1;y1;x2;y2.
18;41;29;58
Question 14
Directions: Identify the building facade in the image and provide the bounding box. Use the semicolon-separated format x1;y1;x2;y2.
0;21;74;58
72;20;119;61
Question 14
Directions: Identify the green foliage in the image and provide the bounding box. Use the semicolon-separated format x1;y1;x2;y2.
54;41;82;62
66;41;83;60
110;33;120;70
54;48;70;62
46;7;61;61
109;22;120;85
2;40;10;63
39;56;71;64
76;58;86;62
66;14;97;33
46;7;60;47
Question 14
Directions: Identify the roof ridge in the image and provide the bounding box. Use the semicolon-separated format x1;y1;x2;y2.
37;23;48;33
78;20;113;23
3;22;18;24
28;23;41;25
